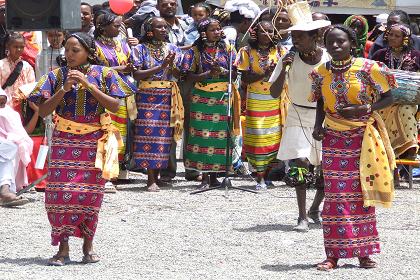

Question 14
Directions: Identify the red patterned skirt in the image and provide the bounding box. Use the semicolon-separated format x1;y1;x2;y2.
322;127;380;259
45;129;105;246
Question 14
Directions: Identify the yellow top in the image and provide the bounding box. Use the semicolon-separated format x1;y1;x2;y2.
309;58;397;116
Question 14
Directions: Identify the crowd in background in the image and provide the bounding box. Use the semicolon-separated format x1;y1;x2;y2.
0;0;419;271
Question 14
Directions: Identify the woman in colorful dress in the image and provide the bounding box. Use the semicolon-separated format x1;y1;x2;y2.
236;20;284;189
130;17;183;192
310;25;396;271
372;23;420;160
182;18;241;188
28;32;135;265
94;11;138;187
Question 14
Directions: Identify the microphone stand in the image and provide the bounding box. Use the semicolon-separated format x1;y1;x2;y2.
191;41;257;196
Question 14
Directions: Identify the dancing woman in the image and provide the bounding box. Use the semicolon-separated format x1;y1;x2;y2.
372;23;420;159
28;33;135;266
310;25;396;271
182;18;241;188
130;17;183;192
236;20;284;189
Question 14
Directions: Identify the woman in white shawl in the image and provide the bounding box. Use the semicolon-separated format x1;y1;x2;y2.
0;88;32;207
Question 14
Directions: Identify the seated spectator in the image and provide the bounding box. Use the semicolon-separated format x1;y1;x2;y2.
0;89;32;206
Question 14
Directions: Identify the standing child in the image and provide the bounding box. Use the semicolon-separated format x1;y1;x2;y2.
35;30;66;78
184;2;211;46
0;32;36;117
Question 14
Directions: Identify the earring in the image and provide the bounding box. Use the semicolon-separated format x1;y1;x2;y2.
201;32;207;41
5;49;9;56
250;28;257;40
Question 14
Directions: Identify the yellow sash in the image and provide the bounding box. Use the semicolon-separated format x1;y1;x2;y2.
55;113;124;180
325;112;395;208
139;81;184;142
194;82;241;136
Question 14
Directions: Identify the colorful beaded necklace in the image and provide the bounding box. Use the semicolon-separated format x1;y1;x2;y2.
330;56;353;72
146;41;167;62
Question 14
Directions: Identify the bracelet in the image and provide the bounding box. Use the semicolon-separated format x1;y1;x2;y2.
86;83;95;92
366;104;372;114
59;85;68;93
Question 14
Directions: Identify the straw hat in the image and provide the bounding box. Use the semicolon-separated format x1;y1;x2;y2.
285;1;330;32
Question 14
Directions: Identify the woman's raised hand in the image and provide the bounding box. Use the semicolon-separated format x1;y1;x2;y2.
162;51;176;69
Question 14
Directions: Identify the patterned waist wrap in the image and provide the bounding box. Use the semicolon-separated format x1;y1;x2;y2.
139;80;184;141
55;113;123;180
194;80;241;136
325;112;395;208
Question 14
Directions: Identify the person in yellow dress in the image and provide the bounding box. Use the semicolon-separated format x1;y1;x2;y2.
310;25;396;271
236;20;285;189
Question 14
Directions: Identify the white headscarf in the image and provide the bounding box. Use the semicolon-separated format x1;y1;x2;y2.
224;0;261;19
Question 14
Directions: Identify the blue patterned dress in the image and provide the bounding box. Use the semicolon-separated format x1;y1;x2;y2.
130;42;182;169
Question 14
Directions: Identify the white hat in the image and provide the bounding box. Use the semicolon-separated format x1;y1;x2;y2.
375;13;389;25
285;1;331;32
224;0;261;19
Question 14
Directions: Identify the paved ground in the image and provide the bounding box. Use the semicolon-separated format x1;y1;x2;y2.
0;163;419;280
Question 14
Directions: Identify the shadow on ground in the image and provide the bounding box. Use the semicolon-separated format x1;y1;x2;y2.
234;224;296;232
0;257;46;266
234;222;322;233
261;263;314;272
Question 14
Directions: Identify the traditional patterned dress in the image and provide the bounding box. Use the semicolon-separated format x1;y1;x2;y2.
182;44;240;172
372;48;420;157
96;36;133;161
236;46;284;173
28;65;135;246
309;58;397;259
130;42;182;169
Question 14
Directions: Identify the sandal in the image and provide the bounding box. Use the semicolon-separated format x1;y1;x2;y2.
82;252;100;264
255;183;267;191
47;255;71;266
147;183;160;192
316;258;338;271
359;257;377;269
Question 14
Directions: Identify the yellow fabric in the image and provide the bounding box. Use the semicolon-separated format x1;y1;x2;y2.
309;58;393;112
96;40;130;67
138;81;184;141
126;94;137;121
55;114;124;180
236;46;288;129
379;104;418;157
96;39;134;155
236;47;281;74
194;82;241;136
325;113;395;208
